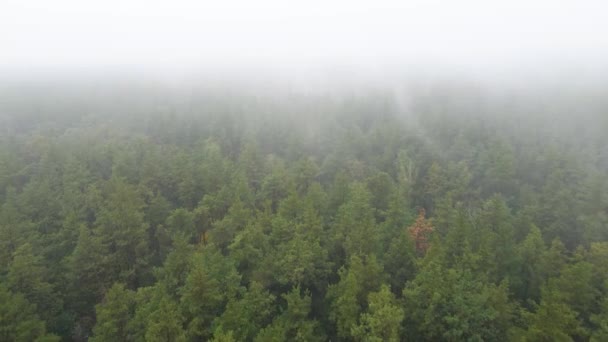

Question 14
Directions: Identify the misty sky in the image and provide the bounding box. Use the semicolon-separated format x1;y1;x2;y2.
2;0;608;72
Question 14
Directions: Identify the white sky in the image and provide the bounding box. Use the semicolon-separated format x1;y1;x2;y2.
1;0;607;71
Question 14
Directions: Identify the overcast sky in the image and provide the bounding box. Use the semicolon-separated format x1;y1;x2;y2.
1;0;608;73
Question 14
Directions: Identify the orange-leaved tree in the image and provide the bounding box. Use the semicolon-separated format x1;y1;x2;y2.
408;208;434;256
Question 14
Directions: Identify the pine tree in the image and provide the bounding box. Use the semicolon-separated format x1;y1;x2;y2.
90;283;136;342
214;282;276;341
256;286;324;342
327;255;383;340
0;284;59;342
7;243;62;334
351;284;404;342
94;177;150;288
180;246;240;340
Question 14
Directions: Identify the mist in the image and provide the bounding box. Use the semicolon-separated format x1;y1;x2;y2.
3;0;608;111
3;0;608;101
2;0;608;71
2;2;608;341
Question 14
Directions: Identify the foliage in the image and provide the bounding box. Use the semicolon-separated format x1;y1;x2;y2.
0;84;607;340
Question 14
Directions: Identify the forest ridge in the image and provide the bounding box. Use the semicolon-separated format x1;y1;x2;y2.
0;79;607;341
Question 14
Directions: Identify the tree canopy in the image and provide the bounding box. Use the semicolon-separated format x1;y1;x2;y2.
0;79;607;341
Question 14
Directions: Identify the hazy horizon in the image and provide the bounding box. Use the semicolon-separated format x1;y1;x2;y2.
2;0;608;75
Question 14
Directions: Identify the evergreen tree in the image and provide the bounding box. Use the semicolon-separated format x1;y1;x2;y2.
7;243;62;334
214;282;276;341
0;284;59;342
327;254;383;340
90;283;136;342
351;284;404;342
180;245;240;340
94;177;150;288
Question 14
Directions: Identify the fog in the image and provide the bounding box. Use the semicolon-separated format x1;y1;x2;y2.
2;0;608;134
2;3;608;340
2;0;608;74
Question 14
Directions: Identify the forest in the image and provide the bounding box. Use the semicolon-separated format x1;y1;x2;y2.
1;76;608;341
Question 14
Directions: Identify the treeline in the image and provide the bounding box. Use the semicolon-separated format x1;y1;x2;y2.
0;82;607;341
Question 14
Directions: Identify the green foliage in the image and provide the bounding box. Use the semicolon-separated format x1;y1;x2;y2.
333;183;380;260
144;296;186;342
327;254;383;339
518;287;586;341
165;208;196;242
0;189;33;271
403;261;514;341
1;85;607;341
153;237;195;297
7;243;62;333
383;225;416;294
515;224;545;302
475;195;520;284
94;177;150;287
214;282;276;341
66;225;108;304
90;283;136;342
351;284;404;342
211;327;236;342
591;281;608;342
0;284;59;342
256;286;324;342
180;245;241;340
